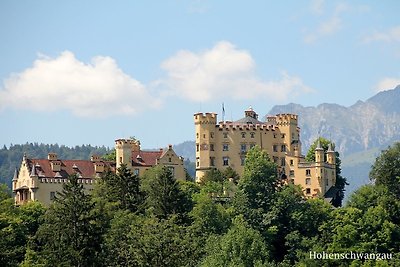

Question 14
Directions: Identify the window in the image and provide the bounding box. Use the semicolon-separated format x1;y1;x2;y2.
223;132;228;138
273;145;278;152
281;158;285;166
306;178;311;185
241;132;246;138
281;144;286;152
134;169;139;175
240;144;247;153
281;134;285;138
210;144;214;151
196;157;200;167
306;169;311;176
250;143;255;149
306;188;311;194
203;134;206;138
196;133;199;139
223;144;229;151
119;157;122;163
241;157;246;166
290;159;294;166
326;178;329;186
223;157;229;166
273;156;278;163
169;157;172;162
210;132;214;138
196;143;199;152
250;132;255;138
273;134;277;138
50;191;56;201
210;157;215;166
289;170;294;177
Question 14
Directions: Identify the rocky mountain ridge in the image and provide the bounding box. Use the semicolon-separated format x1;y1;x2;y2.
268;85;400;156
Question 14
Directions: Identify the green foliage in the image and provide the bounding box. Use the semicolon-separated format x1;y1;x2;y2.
142;166;192;221
34;174;103;267
200;168;225;184
201;215;271;267
233;146;278;229
2;141;400;266
190;191;232;235
370;142;400;197
0;196;45;267
104;212;201;267
95;164;144;213
102;149;116;161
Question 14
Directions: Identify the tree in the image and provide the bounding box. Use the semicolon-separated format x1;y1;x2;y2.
222;166;240;184
370;142;400;197
235;145;278;212
142;166;192;221
95;164;144;213
34;174;102;267
102;149;116;161
306;137;347;207
104;212;201;267
200;215;271;267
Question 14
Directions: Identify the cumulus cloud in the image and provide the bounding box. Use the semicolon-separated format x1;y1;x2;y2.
0;51;158;117
363;26;400;43
376;77;400;92
159;41;313;102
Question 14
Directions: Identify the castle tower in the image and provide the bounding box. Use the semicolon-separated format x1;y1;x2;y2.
315;139;324;163
194;112;217;182
327;143;336;165
115;138;136;169
275;114;300;154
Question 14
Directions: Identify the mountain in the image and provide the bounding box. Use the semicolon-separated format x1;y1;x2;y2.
267;85;400;198
268;85;400;156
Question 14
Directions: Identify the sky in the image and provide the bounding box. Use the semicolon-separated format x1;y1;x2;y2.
0;0;399;149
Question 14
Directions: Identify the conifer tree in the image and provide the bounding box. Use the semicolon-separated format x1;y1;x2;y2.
35;174;102;267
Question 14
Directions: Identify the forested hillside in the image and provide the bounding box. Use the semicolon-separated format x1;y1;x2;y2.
0;143;111;187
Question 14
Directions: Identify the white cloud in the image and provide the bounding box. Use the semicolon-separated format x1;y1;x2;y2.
0;51;159;117
376;77;400;92
310;0;325;15
304;2;349;44
363;26;400;43
159;41;313;102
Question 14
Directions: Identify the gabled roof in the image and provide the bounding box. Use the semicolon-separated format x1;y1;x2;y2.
132;150;163;167
27;159;115;179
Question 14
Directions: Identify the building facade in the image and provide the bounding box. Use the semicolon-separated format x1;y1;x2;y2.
115;138;186;181
12;153;114;206
13;140;185;205
194;107;337;199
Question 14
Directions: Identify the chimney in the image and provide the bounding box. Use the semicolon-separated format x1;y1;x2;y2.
91;155;100;162
48;153;57;161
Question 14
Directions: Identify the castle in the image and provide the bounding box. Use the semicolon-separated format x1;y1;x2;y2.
12;107;338;205
12;139;185;205
194;107;338;201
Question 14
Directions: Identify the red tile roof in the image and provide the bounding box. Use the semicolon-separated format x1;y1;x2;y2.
27;159;115;179
132;150;163;167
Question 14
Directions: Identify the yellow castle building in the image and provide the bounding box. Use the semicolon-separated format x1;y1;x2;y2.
12;139;185;205
194;107;338;200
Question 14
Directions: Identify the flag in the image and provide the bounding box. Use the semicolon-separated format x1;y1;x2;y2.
222;103;225;121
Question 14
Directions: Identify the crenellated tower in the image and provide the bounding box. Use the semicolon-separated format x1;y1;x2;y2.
115;138;138;169
194;112;217;182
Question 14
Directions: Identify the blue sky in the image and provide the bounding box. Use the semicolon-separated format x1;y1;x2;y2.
0;0;399;149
